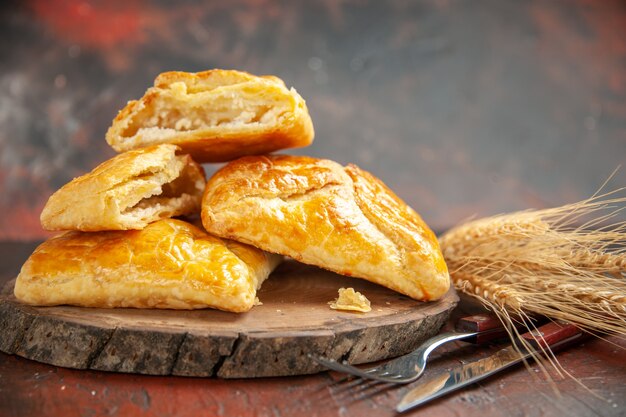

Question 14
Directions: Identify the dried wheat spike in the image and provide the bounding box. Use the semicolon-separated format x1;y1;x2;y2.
440;191;626;338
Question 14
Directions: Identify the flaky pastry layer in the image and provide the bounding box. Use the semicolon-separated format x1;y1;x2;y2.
106;69;314;163
15;219;282;312
40;144;206;231
329;288;372;313
201;155;450;302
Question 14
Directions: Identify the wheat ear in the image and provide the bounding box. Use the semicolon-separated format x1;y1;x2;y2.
440;190;626;337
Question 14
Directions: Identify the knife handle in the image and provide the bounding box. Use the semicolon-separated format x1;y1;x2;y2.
455;314;511;344
521;321;583;350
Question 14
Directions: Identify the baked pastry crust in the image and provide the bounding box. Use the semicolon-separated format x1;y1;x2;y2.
40;144;206;231
329;288;372;313
201;155;450;301
14;219;282;312
105;69;314;163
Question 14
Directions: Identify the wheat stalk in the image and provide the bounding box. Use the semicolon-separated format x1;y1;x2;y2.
440;188;626;337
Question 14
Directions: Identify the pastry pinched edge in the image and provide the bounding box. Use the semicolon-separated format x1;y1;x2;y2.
40;144;206;231
15;219;283;312
201;155;450;302
105;69;314;163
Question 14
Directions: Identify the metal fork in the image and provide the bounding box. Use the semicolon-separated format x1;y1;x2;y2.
311;314;512;384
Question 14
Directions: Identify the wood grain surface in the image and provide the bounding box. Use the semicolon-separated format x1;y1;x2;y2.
0;260;458;378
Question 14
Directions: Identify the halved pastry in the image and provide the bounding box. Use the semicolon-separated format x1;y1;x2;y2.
105;69;314;163
201;155;450;302
40;144;205;231
14;219;282;312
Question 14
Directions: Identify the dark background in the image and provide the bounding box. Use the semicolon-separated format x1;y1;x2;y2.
1;0;625;240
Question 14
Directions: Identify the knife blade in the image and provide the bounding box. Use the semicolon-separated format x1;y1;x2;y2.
396;321;584;413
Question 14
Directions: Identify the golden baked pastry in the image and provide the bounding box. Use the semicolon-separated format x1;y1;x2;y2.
201;155;450;302
14;219;282;312
329;288;372;313
40;144;205;231
105;69;314;163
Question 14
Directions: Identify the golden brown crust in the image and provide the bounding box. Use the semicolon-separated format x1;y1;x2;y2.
40;144;206;231
14;219;282;312
329;288;372;313
106;69;314;163
201;155;450;301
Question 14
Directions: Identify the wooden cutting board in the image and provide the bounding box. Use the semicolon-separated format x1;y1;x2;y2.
0;260;458;378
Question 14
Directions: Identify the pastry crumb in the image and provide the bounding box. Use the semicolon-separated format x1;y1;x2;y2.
254;297;263;306
329;287;371;313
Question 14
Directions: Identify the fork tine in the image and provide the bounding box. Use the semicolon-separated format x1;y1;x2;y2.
329;363;374;379
311;356;382;379
314;355;424;383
